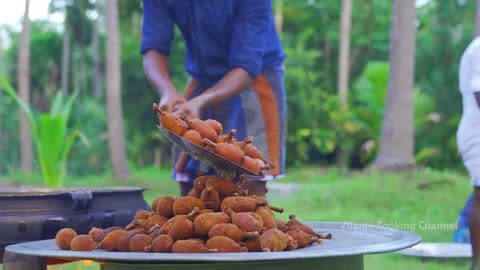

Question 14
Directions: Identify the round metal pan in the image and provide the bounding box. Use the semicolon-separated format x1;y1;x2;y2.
157;126;265;181
397;242;471;258
5;222;421;263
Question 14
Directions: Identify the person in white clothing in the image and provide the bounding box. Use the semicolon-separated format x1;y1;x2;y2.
457;36;480;270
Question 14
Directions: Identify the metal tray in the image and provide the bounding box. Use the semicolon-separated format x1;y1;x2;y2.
397;242;471;258
5;222;421;263
157;126;265;181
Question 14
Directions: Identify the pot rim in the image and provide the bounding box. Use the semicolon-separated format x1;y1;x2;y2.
0;187;146;197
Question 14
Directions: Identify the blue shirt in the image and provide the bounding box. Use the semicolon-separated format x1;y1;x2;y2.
141;0;286;87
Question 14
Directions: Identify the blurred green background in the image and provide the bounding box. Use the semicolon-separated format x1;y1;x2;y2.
0;0;477;269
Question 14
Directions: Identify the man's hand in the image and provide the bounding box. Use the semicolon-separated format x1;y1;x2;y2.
159;90;186;113
176;95;206;120
175;68;253;119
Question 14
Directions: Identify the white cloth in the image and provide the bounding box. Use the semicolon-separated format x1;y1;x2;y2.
457;37;480;186
459;37;480;95
457;112;480;186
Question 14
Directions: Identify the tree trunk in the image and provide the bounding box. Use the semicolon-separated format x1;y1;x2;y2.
374;0;416;170
79;48;87;93
335;0;352;171
337;0;352;105
72;46;79;93
274;0;283;33
322;11;332;86
154;147;162;168
0;31;3;174
18;0;33;173
349;0;373;75
60;27;70;96
92;12;103;98
0;32;3;72
476;0;480;37
105;0;131;179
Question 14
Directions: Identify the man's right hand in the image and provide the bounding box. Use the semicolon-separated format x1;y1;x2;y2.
143;50;184;113
159;90;186;113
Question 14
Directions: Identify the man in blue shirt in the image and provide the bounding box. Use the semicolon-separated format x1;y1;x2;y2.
141;0;287;196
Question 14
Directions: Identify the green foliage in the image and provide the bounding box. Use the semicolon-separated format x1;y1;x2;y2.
351;61;439;166
281;0;393;168
0;85;19;174
120;24;187;167
0;0;477;176
4;21;63;97
284;57;439;169
0;74;83;187
49;0;93;45
66;96;107;175
351;61;390;141
279;0;466;170
414;0;473;169
287;90;365;167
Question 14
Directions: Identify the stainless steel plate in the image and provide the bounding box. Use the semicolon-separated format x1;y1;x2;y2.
0;187;144;196
397;242;471;258
5;222;421;263
157;126;265;181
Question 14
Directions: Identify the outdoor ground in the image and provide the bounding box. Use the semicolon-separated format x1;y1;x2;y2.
0;166;473;269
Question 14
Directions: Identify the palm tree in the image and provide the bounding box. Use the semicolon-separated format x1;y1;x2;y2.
0;28;4;72
335;0;352;170
337;0;352;106
275;0;283;33
0;29;3;172
374;0;416;170
49;0;93;96
60;24;70;96
105;0;131;179
18;0;33;173
92;1;102;98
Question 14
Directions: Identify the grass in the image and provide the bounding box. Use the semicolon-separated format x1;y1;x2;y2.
268;167;472;269
0;166;473;269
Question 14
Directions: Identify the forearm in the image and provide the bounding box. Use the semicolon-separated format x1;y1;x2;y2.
143;50;176;95
199;68;254;109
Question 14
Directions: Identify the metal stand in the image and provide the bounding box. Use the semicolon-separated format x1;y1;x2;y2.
2;222;422;270
102;256;364;270
2;251;364;270
3;251;47;270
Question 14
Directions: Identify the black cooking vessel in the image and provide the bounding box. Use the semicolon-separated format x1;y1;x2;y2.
0;187;150;263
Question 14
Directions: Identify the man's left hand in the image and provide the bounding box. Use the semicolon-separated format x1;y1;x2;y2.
176;95;207;120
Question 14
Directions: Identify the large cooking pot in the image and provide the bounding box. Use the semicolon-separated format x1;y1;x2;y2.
0;187;150;263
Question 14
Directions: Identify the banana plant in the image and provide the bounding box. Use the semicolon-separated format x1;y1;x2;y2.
0;74;86;187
